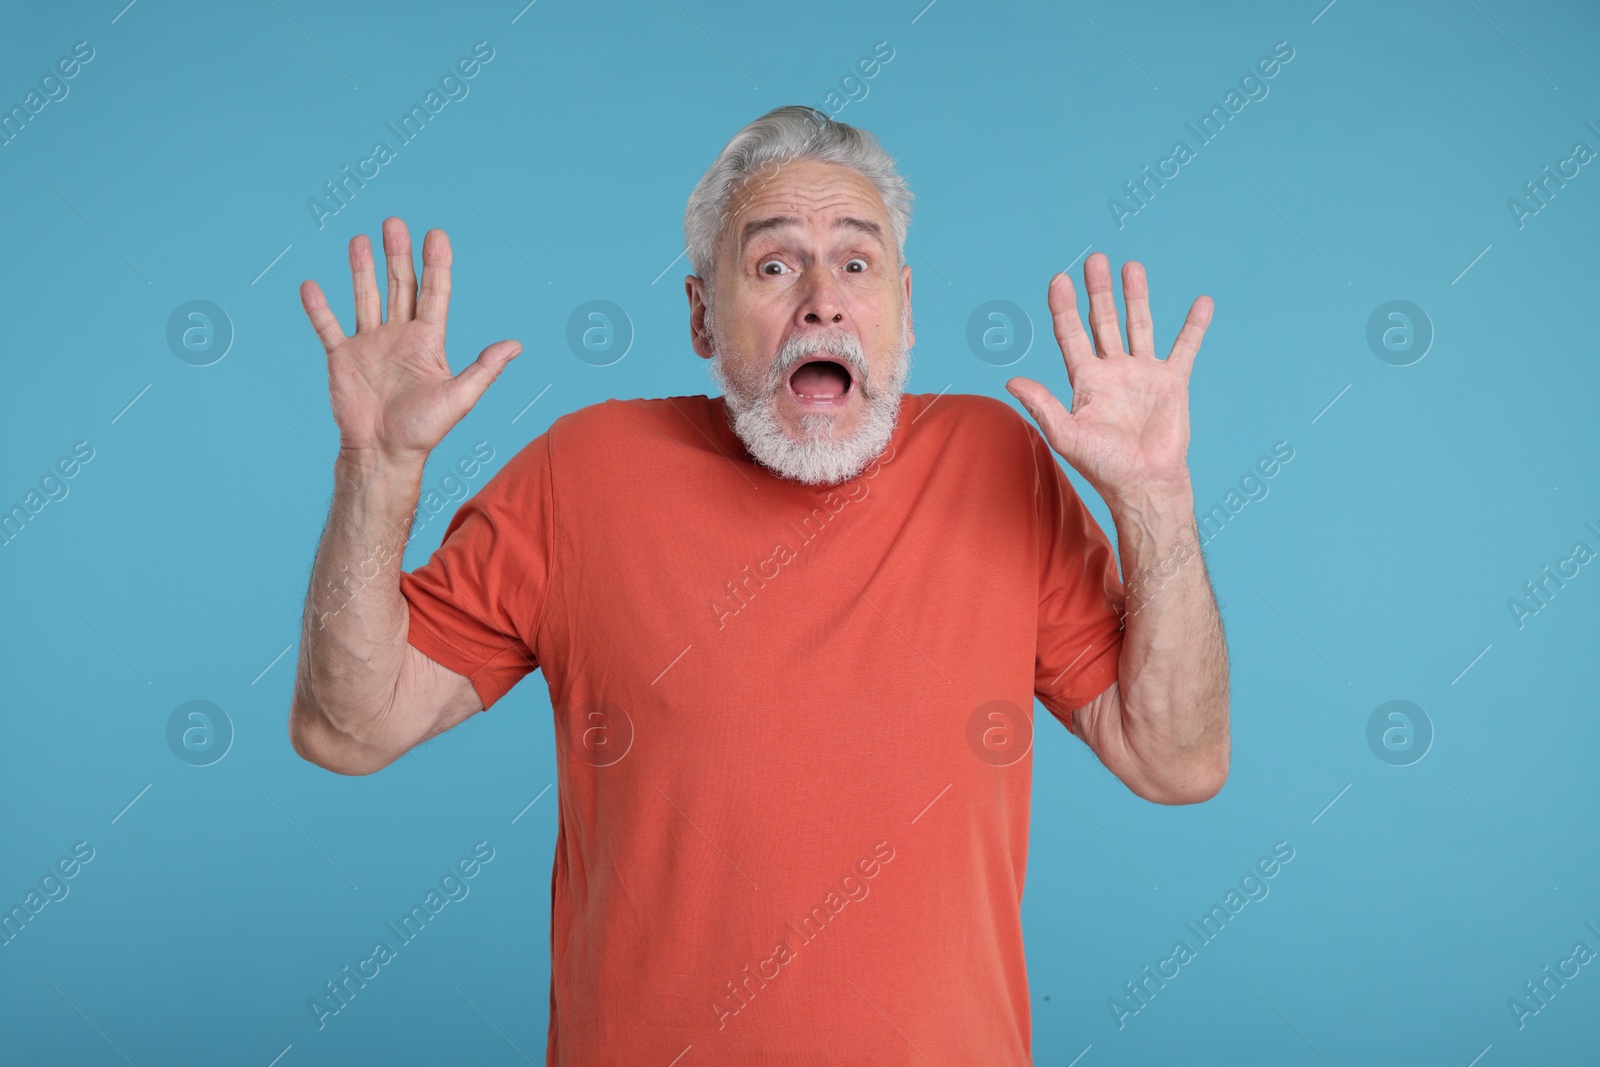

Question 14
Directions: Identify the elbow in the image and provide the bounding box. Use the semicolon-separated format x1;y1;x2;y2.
1139;771;1226;806
288;696;391;777
1128;695;1230;805
1137;741;1230;806
1152;768;1228;805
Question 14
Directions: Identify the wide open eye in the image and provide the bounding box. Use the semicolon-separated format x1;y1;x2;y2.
759;259;791;275
844;258;868;273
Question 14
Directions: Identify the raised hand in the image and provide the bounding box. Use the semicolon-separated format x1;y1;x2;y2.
1005;252;1211;508
299;217;522;466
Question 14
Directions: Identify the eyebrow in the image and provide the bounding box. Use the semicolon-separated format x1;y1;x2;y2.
739;215;885;253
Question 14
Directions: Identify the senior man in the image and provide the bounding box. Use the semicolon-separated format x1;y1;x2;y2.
289;104;1228;1065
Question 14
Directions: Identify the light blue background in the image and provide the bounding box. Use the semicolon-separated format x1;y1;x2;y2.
3;1;1597;1064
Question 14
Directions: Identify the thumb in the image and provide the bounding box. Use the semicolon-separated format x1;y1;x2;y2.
451;339;522;409
1006;377;1075;449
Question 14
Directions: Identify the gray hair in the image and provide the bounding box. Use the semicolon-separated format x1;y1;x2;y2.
683;105;914;308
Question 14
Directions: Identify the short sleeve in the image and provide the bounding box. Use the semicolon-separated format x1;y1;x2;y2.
398;433;554;710
1026;423;1126;728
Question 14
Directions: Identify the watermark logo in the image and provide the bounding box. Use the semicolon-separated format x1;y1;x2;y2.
566;300;633;367
166;700;234;767
966;300;1033;366
568;698;634;767
966;699;1033;766
1365;300;1432;367
1365;699;1432;767
166;300;233;366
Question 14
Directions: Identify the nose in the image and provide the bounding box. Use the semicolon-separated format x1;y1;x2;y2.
796;270;845;328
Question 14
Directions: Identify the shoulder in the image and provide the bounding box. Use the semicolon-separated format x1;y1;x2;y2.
548;395;686;440
492;395;724;493
459;398;677;512
551;395;718;442
908;392;1086;506
906;392;1037;453
535;395;703;462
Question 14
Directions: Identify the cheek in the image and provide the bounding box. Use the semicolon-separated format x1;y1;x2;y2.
728;306;787;362
873;307;907;354
715;325;777;387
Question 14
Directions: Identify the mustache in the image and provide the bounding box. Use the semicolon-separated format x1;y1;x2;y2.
767;330;871;393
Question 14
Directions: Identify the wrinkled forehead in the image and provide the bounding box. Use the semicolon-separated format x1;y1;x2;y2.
719;161;890;256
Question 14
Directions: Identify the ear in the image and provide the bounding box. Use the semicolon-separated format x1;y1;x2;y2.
900;262;915;349
686;275;713;360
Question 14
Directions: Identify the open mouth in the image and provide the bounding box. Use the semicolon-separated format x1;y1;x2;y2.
786;359;855;407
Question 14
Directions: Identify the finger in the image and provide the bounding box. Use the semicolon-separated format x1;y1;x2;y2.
450;339;523;410
1167;295;1214;378
1005;376;1083;457
299;280;347;353
383;217;417;322
416;229;453;330
1009;376;1153;498
1121;261;1155;358
1082;252;1124;357
1047;271;1096;373
349;234;380;332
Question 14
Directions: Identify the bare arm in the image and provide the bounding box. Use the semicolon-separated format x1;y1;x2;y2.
287;217;522;776
1069;488;1229;805
1009;253;1230;805
287;450;484;775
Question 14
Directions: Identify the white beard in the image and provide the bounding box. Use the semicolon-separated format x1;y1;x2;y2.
706;309;912;486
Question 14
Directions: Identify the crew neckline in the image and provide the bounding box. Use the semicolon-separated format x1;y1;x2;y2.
703;392;926;479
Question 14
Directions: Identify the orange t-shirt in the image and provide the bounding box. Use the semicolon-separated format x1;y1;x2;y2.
399;391;1126;1066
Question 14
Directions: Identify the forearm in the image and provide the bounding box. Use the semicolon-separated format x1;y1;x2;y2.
290;449;425;754
1109;479;1230;797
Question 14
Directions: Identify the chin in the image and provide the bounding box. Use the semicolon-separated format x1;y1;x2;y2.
709;333;913;486
783;406;860;441
735;390;901;487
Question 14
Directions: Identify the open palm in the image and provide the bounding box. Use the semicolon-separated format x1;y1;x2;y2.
1006;253;1211;507
299;217;522;465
